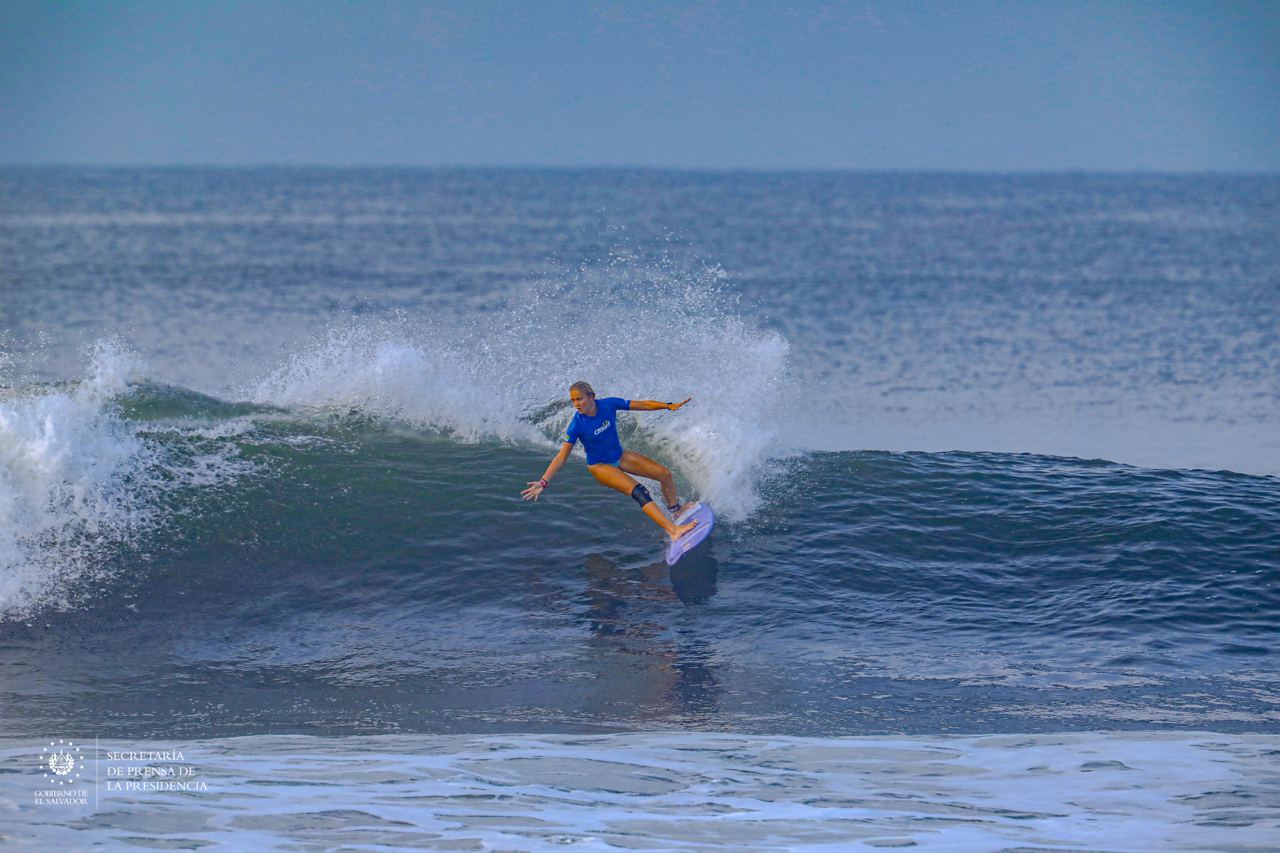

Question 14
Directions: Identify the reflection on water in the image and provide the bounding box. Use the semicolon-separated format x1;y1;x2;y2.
579;552;722;723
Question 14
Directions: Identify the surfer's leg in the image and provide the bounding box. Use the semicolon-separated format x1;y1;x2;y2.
589;462;698;540
617;451;683;514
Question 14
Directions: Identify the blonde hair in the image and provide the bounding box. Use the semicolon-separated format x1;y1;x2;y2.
569;380;595;398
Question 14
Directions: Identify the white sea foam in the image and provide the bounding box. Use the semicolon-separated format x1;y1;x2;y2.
0;342;256;621
0;341;149;618
1;730;1274;850
244;262;793;521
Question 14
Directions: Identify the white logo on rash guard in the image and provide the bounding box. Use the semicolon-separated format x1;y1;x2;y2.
593;420;611;435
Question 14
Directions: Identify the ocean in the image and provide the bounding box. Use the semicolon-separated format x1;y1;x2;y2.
1;167;1277;849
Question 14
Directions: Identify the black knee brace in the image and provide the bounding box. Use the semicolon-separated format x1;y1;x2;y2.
630;484;653;508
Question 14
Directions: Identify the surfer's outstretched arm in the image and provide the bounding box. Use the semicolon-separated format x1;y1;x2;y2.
522;442;574;501
629;396;692;412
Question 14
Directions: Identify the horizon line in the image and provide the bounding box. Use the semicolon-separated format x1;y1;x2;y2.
3;161;1278;178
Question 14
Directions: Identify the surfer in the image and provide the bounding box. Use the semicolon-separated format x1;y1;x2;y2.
522;381;700;541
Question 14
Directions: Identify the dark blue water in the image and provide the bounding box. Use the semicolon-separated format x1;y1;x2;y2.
1;168;1278;740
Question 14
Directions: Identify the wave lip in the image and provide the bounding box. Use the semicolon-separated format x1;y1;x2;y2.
0;343;256;621
0;342;149;618
241;266;794;521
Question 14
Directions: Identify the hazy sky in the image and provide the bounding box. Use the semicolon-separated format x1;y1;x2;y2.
1;0;1277;170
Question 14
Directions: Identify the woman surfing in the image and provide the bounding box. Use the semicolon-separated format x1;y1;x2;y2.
521;381;700;541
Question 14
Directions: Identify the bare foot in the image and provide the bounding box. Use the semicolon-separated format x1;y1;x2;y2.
669;519;699;541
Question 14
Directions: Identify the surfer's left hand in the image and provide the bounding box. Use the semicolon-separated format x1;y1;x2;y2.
668;397;692;411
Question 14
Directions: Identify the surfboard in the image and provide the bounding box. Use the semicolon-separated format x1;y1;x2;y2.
665;502;715;566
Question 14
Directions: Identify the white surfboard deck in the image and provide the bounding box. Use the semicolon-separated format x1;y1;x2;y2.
665;502;715;566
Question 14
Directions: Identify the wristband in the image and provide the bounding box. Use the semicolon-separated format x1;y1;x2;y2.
539;478;549;489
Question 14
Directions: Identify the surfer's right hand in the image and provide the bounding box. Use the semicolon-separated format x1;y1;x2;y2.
521;481;545;501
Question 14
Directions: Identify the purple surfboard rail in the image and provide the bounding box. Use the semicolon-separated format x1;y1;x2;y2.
665;502;715;566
